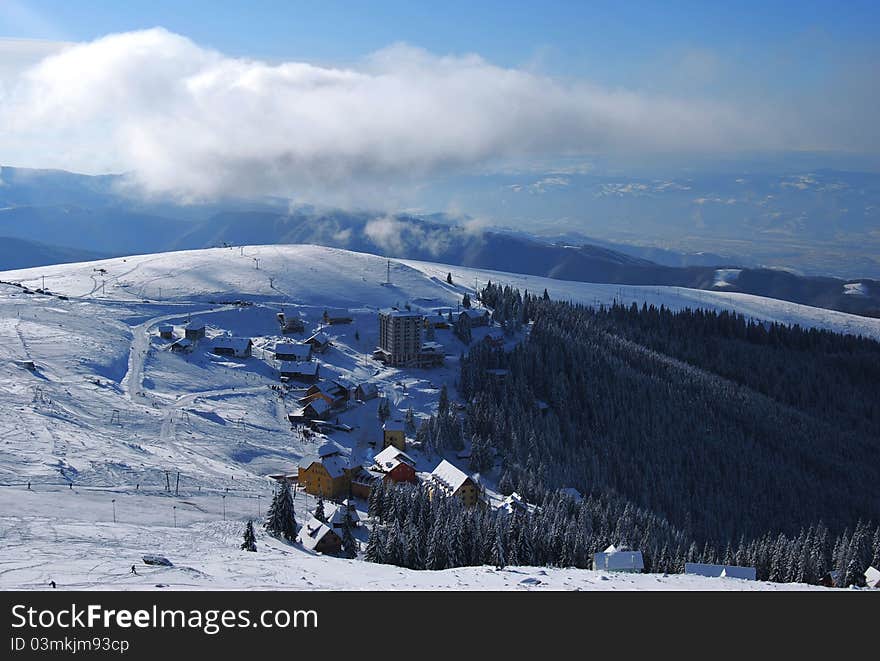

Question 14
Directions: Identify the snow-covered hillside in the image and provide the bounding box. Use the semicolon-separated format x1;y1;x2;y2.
0;244;870;591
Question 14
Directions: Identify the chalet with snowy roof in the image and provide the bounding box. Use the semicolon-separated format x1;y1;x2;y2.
274;342;312;362
819;569;843;588
211;336;253;358
684;563;757;581
558;487;583;503
300;381;348;409
354;382;379;401
497;492;528;516
592;545;644;573
297;447;351;498
372;446;418;484
169;338;193;353
349;467;382;500
424;314;451;329
277;312;304;334
458;308;490;327
429;460;479;506
323;308;353;325
418;341;445;367
865;566;880;589
325;499;361;529
483;328;505;348
158;324;174;340
382;419;406;451
279;361;319;383
299;515;342;554
184;320;206;340
305;331;331;353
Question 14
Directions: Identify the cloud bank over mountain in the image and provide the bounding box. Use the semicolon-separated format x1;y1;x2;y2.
0;28;873;201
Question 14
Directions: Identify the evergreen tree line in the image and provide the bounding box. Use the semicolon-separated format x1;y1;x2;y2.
460;286;880;543
365;480;880;585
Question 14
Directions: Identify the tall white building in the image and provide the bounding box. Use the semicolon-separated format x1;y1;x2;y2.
377;309;423;366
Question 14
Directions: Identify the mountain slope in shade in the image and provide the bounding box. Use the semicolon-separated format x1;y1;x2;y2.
0;236;108;270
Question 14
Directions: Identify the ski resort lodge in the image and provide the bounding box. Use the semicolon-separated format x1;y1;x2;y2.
184;320;206;340
274;342;312;362
382;419;406;451
158;324;174;340
279;361;319;383
297;445;351;499
323;308;353;325
428;459;479;506
305;331;331;353
211;336;253;358
299;515;342;554
592;545;644;573
372;446;418;484
375;308;445;368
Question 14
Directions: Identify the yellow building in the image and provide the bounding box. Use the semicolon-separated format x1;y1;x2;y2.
429;460;479;507
382;419;406;451
297;449;351;499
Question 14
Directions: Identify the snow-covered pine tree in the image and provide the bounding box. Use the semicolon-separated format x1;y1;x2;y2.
365;524;385;564
265;480;298;542
314;495;326;523
405;407;416;435
341;508;358;559
241;520;257;552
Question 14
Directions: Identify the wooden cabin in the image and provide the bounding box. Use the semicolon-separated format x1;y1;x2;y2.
274;342;312;362
279;361;319;383
211;337;253;358
429;460;479;506
297;449;350;498
592;545;644;573
382;419;406;451
323;309;353;325
299;515;342;554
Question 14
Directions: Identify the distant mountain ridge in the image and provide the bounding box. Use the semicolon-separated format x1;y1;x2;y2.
1;165;878;318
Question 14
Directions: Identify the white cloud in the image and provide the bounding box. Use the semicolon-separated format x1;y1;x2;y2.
0;27;814;201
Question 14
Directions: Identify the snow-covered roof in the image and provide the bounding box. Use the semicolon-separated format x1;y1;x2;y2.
497;492;527;514
158;324;174;333
460;308;489;319
318;441;342;457
865;566;880;587
305;398;331;416
274;342;311;359
185;319;205;330
324;308;352;319
485;329;504;340
299;451;348;478
430;459;471;494
373;445;415;470
559;487;583;502
325;500;361;527
306;331;330;345
380;308;423;318
684;563;757;581
299;515;339;551
279;361;319;376
594;547;644;571
312;380;345;396
356;381;378;394
421;341;443;352
383;419;405;432
213;336;252;351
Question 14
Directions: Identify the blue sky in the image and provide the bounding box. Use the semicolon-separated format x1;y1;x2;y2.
3;0;878;78
1;1;878;196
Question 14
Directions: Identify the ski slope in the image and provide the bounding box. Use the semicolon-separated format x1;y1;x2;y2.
1;244;873;591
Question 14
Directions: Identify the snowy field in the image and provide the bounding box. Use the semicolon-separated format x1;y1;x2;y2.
1;244;869;591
